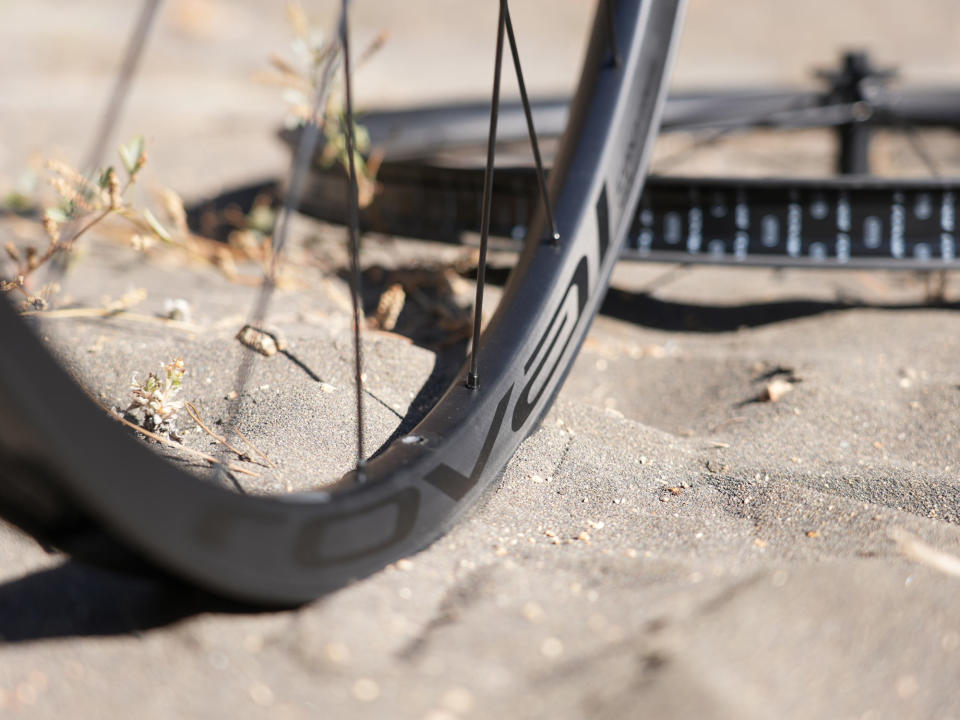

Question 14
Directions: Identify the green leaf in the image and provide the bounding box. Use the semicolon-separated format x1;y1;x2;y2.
45;207;69;223
3;191;32;213
247;205;276;234
97;166;115;189
119;136;145;175
354;122;371;153
143;208;172;243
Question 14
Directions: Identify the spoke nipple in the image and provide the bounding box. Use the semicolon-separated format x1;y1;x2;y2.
550;231;561;245
466;372;480;390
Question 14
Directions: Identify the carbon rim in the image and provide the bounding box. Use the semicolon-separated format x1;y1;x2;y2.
286;60;960;271
0;0;686;604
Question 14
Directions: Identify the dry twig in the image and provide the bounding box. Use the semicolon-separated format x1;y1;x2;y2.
105;406;258;477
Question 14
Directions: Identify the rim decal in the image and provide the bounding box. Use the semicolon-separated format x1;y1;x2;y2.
424;386;514;501
512;256;589;432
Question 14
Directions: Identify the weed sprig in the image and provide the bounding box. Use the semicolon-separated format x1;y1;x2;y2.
266;2;385;207
1;136;172;308
126;356;186;436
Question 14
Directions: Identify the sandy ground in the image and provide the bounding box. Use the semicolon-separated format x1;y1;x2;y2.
3;1;960;718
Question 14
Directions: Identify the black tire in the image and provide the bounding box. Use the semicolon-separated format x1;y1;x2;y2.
288;80;960;270
0;0;686;604
295;159;960;270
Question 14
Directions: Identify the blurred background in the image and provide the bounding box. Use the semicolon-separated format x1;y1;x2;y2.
2;0;960;199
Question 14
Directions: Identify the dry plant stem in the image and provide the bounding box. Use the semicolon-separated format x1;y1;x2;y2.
70;207;115;247
17;207;108;291
232;427;276;468
890;526;960;578
11;284;33;301
13;175;133;293
185;401;270;468
104;406;258;477
365;327;413;343
407;286;459;323
19;307;201;332
356;30;389;68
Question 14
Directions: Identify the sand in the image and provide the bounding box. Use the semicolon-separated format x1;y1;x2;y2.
2;1;960;718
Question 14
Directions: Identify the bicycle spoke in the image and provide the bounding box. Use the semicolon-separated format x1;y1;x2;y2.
605;0;622;68
503;1;560;245
340;0;366;475
43;0;162;286
217;5;343;482
651;126;737;173
671;102;870;132
893;115;942;178
467;0;508;391
651;101;871;174
83;0;163;172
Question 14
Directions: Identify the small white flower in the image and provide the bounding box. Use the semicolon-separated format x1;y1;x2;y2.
127;357;186;434
163;298;192;323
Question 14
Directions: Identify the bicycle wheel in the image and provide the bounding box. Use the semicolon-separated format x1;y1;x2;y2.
289;52;960;271
0;0;686;604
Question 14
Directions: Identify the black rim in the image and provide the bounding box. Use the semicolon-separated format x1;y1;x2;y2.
285;46;960;271
291;86;960;161
0;0;686;604
295;160;960;271
631;176;960;268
